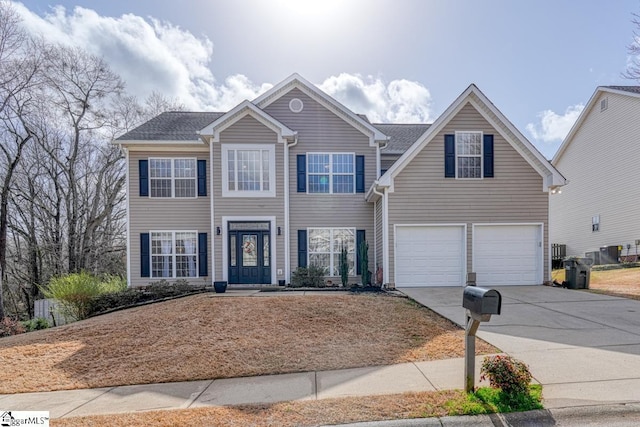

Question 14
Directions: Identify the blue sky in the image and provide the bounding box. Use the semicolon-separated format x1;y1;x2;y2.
11;0;640;158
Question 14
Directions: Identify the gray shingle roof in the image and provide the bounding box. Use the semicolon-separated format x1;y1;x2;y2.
116;111;225;141
604;86;640;94
372;123;431;154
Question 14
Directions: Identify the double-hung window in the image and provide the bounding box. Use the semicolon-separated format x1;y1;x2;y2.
151;231;198;278
455;132;482;179
307;153;355;193
307;228;355;276
222;144;275;197
149;158;196;197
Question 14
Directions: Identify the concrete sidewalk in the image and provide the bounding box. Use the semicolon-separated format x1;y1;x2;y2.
0;357;490;419
400;285;640;409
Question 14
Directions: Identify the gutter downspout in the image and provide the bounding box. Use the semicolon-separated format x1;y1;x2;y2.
284;132;298;283
371;181;388;287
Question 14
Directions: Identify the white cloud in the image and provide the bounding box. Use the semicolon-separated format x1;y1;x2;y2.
320;73;433;123
526;104;584;143
11;3;433;121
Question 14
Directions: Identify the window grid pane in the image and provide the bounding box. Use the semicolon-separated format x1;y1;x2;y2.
456;133;482;179
149;159;197;197
308;228;355;277
308;153;354;193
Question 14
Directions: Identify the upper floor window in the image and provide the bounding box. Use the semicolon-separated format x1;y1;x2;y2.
151;231;197;278
455;132;482;179
149;158;196;197
222;144;275;197
307;153;355;193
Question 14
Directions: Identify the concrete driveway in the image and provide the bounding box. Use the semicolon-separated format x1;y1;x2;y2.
399;285;640;408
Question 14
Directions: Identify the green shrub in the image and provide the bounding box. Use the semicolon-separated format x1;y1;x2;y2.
359;240;370;285
42;272;127;321
480;355;532;396
86;281;207;317
0;317;25;337
339;244;349;287
22;317;50;332
290;265;327;287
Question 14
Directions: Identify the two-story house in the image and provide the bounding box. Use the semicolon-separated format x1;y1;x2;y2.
550;86;640;262
115;74;565;288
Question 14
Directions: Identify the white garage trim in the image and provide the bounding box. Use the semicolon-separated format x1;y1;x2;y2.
394;224;467;287
472;223;544;286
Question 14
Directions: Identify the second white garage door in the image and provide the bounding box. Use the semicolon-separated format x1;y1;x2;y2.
395;225;465;287
473;224;542;286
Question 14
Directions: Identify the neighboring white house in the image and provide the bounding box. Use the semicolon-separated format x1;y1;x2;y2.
550;86;640;261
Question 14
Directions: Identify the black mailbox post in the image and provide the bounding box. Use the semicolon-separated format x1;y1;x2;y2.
463;286;502;392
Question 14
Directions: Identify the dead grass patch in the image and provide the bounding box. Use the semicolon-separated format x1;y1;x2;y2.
0;294;496;394
552;267;640;300
51;390;466;427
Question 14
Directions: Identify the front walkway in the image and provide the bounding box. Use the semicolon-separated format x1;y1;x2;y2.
0;357;488;419
400;285;640;408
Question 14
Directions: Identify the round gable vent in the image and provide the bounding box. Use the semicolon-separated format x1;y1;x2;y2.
289;98;304;113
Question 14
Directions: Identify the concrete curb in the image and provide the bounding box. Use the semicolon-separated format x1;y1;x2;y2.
326;403;640;427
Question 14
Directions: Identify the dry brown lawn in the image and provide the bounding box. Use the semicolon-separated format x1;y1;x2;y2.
552;267;640;300
0;293;496;394
51;390;466;427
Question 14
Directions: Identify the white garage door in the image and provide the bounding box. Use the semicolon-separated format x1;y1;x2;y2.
395;225;465;287
473;224;542;286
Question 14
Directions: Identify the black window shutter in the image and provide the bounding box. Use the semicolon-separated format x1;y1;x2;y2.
298;230;307;267
140;233;150;277
483;134;494;178
356;230;366;275
197;160;207;196
444;134;455;178
355;155;365;193
139;160;149;196
297;154;306;192
198;233;208;277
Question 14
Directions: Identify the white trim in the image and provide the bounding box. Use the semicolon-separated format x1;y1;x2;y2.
125;148;131;287
124;145;209;153
221;216;277;284
382;188;390;284
252;73;387;146
471;223;544;285
373;199;377;279
306;152;356;194
199;100;295;144
148;157;198;199
284;143;290;281
553;86;640;164
393;223;467;287
378;84;565;190
210;142;215;281
221;144;276;198
454;131;483;180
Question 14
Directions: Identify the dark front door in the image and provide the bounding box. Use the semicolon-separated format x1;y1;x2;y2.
228;223;271;284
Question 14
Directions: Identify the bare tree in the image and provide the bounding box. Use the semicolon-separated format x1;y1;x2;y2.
0;2;42;318
41;45;125;273
624;12;640;81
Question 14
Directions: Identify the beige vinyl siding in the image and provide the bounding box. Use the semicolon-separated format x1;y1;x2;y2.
129;151;211;287
387;102;548;283
374;198;383;275
213;115;286;282
264;88;375;280
550;91;640;257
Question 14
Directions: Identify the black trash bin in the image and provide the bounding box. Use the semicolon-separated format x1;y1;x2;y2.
563;257;592;289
